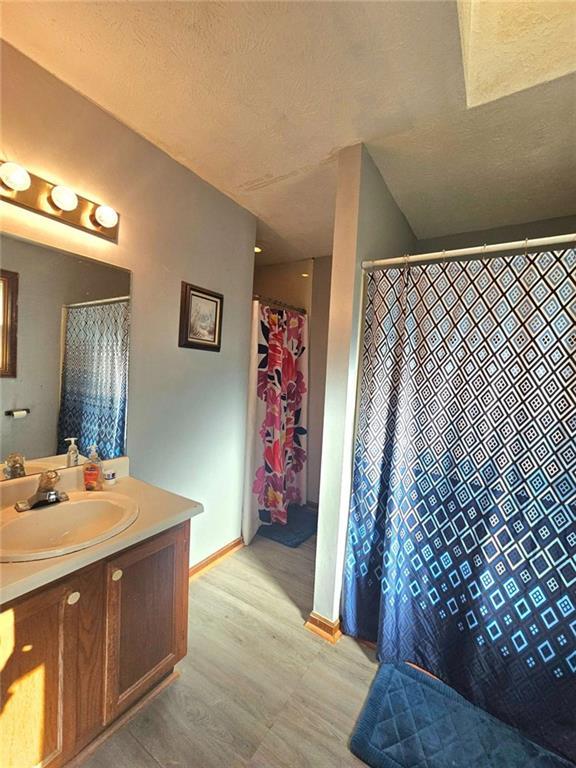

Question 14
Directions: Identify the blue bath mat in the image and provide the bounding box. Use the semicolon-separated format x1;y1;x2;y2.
351;663;573;768
257;504;317;548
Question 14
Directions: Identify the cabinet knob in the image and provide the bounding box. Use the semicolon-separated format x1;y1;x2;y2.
112;569;123;582
67;591;81;605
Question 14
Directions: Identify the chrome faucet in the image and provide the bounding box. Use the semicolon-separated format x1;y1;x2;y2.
15;470;69;512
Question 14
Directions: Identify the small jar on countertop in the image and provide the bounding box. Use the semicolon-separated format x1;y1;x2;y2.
103;469;117;487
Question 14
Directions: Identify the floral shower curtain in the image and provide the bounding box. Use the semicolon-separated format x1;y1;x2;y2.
342;249;575;762
242;300;308;543
57;299;130;459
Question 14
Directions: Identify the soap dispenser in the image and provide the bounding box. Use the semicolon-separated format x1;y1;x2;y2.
65;437;79;467
83;445;103;491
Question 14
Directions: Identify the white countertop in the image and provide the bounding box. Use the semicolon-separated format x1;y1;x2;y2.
0;474;203;605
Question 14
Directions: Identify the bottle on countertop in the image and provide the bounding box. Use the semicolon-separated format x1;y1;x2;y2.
83;445;103;491
65;437;79;467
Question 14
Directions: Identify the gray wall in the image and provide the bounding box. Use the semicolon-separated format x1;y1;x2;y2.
0;235;130;461
2;43;257;566
417;214;576;253
253;258;313;313
308;255;332;504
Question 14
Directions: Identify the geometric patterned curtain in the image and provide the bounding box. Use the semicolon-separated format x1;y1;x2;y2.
57;300;129;460
342;249;576;762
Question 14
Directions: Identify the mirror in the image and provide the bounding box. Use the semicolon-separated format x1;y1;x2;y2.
0;234;131;480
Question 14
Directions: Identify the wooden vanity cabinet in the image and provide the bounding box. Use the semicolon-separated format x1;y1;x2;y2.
0;571;91;768
0;520;190;768
104;522;190;723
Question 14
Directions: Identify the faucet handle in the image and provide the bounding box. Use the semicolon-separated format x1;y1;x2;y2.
5;452;25;479
37;470;60;492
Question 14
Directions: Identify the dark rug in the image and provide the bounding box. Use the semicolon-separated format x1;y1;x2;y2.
257;504;317;548
351;663;573;768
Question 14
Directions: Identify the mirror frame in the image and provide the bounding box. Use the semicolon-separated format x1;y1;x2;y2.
0;268;19;378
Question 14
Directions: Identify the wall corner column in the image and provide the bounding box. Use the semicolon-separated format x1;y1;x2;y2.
311;145;365;624
310;144;416;630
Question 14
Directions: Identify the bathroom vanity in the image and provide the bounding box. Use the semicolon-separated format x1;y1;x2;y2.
0;234;205;766
0;464;202;768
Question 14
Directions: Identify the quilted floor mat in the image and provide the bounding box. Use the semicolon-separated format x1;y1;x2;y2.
350;663;574;768
257;504;317;548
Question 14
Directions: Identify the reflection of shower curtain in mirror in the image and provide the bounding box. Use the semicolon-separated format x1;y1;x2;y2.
57;300;129;459
242;301;308;544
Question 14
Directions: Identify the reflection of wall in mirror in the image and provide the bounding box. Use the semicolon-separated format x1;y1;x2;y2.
0;235;130;467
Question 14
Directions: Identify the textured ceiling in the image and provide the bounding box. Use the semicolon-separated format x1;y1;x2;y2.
2;1;575;264
458;0;576;107
367;72;576;238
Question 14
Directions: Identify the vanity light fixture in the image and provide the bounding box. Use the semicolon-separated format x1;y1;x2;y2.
50;185;78;212
93;204;119;230
0;161;31;192
0;160;120;243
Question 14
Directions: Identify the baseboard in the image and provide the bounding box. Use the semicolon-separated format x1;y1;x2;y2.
188;537;244;579
357;636;377;651
304;611;342;644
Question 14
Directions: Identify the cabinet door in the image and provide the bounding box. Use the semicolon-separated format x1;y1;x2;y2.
0;578;81;768
104;521;190;723
71;562;106;753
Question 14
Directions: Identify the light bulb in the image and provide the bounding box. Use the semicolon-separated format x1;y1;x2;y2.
0;162;31;192
254;246;262;253
94;204;118;229
51;185;78;212
301;272;309;278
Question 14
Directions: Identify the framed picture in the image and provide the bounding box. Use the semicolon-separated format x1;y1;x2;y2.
0;269;19;377
178;282;223;352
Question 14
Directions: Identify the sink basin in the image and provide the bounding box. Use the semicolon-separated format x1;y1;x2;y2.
0;491;139;562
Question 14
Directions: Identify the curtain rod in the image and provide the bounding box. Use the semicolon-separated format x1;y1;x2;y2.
362;232;576;272
253;294;306;314
66;295;130;308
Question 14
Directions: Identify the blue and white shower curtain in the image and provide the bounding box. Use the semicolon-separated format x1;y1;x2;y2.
342;249;576;761
57;300;129;460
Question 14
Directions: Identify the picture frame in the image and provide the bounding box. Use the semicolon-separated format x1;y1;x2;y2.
178;282;223;352
0;269;19;377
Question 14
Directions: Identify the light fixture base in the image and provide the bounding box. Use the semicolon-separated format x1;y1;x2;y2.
0;166;119;243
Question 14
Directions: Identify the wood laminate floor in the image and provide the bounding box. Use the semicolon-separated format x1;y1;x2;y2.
83;535;377;768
